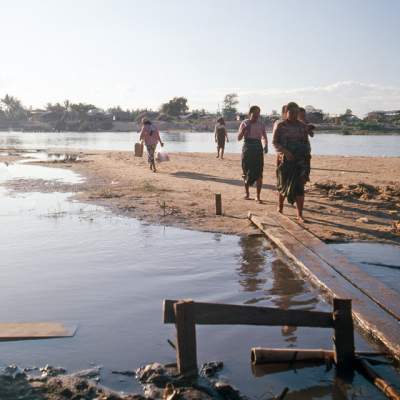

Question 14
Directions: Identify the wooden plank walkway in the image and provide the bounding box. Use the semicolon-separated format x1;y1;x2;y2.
0;322;76;341
249;212;400;361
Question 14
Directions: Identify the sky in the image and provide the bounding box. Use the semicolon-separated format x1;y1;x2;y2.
0;0;399;116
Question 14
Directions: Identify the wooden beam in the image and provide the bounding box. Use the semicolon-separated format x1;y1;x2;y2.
272;212;400;322
164;300;333;328
333;298;355;369
174;301;198;377
249;213;400;361
0;322;76;341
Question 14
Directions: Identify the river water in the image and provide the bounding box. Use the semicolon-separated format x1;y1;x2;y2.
1;130;400;156
0;146;399;398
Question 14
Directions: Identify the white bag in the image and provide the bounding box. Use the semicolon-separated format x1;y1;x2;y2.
156;151;170;162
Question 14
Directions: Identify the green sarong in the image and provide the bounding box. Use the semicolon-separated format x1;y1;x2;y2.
277;141;310;204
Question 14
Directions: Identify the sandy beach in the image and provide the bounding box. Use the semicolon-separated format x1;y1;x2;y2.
4;150;399;244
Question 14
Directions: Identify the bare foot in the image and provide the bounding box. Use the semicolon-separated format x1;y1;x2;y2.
277;208;283;213
256;199;263;204
244;195;251;200
297;216;306;223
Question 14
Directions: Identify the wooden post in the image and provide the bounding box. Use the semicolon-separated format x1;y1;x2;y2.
174;300;198;377
333;298;355;370
215;193;222;215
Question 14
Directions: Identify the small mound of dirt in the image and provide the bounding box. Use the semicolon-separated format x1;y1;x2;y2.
313;181;400;203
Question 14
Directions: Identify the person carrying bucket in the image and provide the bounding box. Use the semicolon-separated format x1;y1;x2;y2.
139;119;164;172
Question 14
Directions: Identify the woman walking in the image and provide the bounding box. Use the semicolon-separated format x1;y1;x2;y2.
214;117;229;159
273;102;310;222
238;105;268;203
140;119;164;172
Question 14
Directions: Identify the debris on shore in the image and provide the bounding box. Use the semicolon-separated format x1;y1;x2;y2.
0;361;245;400
313;181;400;203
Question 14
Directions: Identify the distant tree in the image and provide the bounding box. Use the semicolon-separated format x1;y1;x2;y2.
46;102;66;113
345;108;353;115
107;106;135;121
160;97;189;117
222;93;238;119
69;102;97;117
1;94;27;120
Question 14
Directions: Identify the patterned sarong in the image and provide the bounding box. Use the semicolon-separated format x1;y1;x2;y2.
146;144;157;164
277;141;310;204
242;138;263;186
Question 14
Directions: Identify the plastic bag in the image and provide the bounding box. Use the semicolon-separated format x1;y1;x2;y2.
156;151;170;162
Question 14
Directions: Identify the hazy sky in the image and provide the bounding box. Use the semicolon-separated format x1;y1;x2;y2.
1;0;399;115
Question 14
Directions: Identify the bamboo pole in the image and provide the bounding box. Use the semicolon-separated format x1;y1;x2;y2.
251;348;333;365
356;358;400;400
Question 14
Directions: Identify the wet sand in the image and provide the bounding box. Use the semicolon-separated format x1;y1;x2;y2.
5;150;399;244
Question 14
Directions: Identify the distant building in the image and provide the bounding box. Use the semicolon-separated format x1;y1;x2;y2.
367;110;400;122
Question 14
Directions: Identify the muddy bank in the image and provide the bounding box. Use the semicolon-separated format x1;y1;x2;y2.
2;150;400;243
0;362;246;400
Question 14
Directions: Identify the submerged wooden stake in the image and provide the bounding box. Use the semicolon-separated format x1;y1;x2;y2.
173;300;198;377
333;298;355;370
215;193;222;215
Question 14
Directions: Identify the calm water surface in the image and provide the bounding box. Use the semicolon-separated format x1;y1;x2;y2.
331;243;400;293
1;131;400;156
0;155;399;399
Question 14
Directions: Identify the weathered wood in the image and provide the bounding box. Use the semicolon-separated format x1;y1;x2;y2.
333;299;355;369
249;214;400;361
251;347;333;365
215;193;222;215
251;347;384;365
356;358;400;400
272;212;400;322
174;301;198;377
164;300;333;328
0;322;76;341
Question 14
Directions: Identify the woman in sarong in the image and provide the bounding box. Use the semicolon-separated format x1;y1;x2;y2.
139;119;164;172
214;117;229;159
238;105;268;203
273;102;310;222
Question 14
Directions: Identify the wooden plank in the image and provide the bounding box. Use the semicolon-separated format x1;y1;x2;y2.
174;301;198;377
271;212;400;322
0;322;76;341
249;214;400;361
164;299;333;328
333;299;355;368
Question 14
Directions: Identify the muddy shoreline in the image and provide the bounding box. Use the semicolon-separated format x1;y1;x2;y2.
3;149;399;244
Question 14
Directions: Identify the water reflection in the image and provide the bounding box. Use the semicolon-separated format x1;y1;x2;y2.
236;236;321;345
236;236;267;292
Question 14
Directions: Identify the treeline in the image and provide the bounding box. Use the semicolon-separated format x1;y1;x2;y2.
1;93;399;133
0;93;242;132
